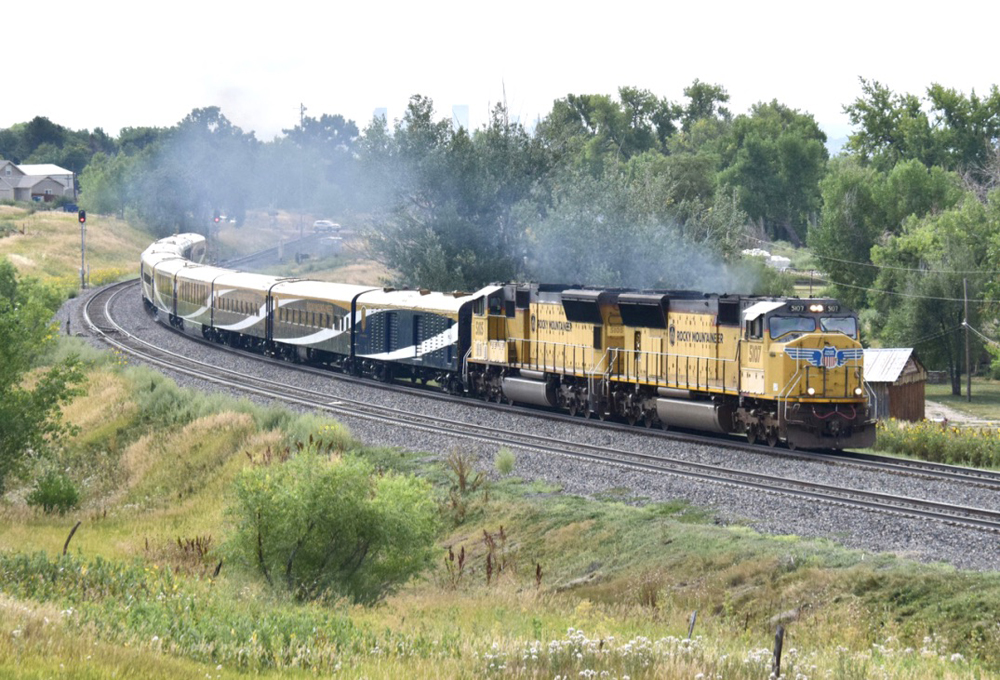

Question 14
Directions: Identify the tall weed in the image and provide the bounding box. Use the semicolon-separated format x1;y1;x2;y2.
875;419;1000;467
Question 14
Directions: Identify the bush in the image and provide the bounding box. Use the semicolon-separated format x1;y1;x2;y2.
227;442;439;605
495;448;516;475
27;470;80;514
875;419;1000;468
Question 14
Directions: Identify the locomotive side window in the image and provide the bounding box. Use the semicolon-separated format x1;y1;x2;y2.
746;317;764;340
488;294;502;315
820;317;857;338
769;316;816;340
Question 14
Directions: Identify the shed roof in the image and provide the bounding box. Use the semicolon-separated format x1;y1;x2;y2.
864;348;918;383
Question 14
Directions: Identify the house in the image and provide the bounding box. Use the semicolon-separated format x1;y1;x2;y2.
864;348;927;422
0;160;75;202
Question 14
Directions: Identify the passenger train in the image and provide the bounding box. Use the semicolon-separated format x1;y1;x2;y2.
140;234;876;450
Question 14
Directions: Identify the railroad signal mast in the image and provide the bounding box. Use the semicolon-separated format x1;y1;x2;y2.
78;210;87;289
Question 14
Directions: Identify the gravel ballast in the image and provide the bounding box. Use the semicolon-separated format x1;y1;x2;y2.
59;285;1000;572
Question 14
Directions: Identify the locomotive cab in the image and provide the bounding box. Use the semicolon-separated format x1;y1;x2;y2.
739;300;875;449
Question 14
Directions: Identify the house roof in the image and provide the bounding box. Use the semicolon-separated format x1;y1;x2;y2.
864;348;919;383
17;164;73;176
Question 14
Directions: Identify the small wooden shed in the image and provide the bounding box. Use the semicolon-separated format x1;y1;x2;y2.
863;348;927;422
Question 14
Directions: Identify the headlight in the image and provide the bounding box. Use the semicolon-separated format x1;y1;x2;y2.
855;387;863;396
809;303;824;313
807;387;816;396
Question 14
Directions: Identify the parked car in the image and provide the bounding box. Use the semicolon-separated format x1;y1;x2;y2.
313;220;340;233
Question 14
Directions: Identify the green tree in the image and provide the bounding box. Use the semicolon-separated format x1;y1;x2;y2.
717;100;828;244
525;164;748;290
0;260;84;494
809;158;887;308
681;79;731;132
281;113;361;214
844;78;1000;177
363;96;549;289
811;158;963;309
870;195;997;394
78;151;140;218
227;446;439;605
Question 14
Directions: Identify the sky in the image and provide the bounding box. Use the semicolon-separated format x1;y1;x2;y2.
7;1;1000;147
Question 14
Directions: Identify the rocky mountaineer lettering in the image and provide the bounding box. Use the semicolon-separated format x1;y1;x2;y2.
537;320;573;332
674;331;722;344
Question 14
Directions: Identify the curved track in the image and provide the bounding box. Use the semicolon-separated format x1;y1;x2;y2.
82;279;1000;535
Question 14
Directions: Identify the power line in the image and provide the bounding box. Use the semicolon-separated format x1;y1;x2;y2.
823;278;995;303
812;253;1000;276
747;235;1000;276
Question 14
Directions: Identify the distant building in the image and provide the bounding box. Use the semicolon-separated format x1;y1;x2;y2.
864;348;927;422
0;160;75;202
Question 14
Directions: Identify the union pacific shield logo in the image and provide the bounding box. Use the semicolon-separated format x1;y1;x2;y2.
822;346;837;368
785;346;863;369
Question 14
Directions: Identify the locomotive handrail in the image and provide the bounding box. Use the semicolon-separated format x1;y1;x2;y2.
461;346;473;385
615;346;740;392
863;377;878;421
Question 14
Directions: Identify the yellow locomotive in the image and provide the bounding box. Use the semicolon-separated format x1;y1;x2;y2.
467;284;874;450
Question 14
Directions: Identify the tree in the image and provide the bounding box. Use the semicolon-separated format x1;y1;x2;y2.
362;96;549;289
717;100;828;244
844;78;1000;178
811;157;963;310
808;158;884;309
869;195;997;394
282;113;361;214
524;164;749;290
681;79;731;132
536;87;679;175
0;260;84;494
227;445;439;605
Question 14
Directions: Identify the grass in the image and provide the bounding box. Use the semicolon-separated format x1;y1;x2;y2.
0;203;352;291
925;377;1000;420
2;350;1000;677
3;219;1000;676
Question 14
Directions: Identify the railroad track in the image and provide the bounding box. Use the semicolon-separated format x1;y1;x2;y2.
83;279;1000;535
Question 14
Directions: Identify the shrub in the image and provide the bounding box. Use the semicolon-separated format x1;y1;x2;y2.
875;419;1000;468
227;442;439;605
495;447;516;475
27;469;80;514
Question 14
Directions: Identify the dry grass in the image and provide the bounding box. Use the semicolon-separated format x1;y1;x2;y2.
0;207;149;286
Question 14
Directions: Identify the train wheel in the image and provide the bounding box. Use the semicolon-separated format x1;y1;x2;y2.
568;402;578;417
627;414;637;426
786;439;797;451
766;430;778;447
643;413;656;428
746;428;757;445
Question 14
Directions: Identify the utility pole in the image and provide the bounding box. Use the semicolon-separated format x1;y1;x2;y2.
965;278;971;402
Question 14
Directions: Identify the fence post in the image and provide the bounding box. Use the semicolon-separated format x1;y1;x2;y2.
687;610;697;639
772;624;785;678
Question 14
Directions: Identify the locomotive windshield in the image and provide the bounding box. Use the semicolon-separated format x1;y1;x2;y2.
768;316;816;340
768;315;858;341
820;316;857;338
